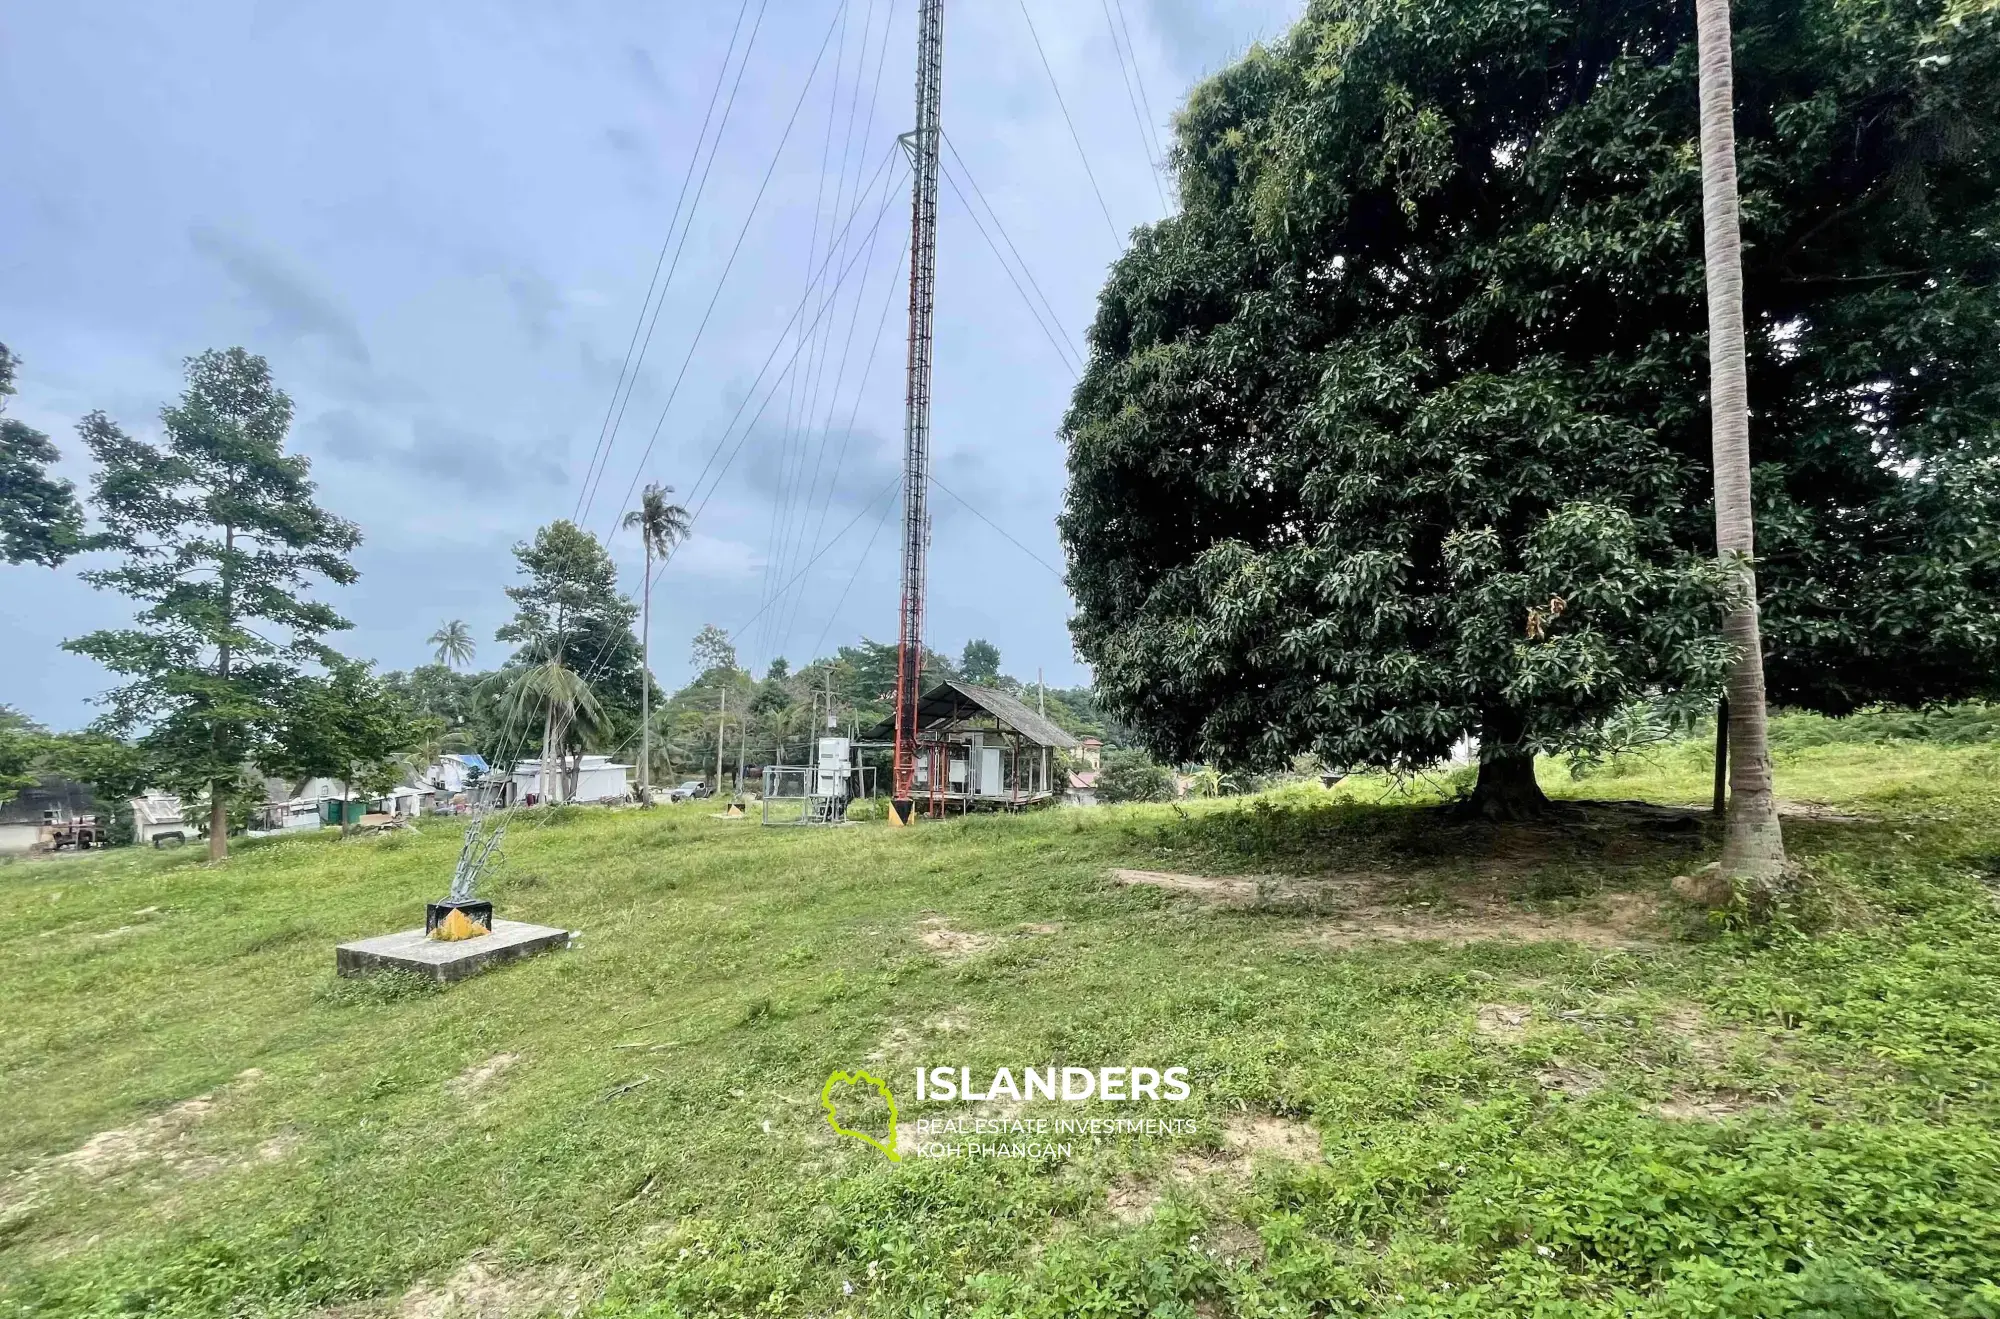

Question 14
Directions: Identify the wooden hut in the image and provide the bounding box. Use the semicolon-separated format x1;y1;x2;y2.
861;680;1077;812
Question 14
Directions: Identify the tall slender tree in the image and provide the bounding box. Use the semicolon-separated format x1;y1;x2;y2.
622;483;691;804
66;348;360;859
1694;0;1786;882
428;619;476;669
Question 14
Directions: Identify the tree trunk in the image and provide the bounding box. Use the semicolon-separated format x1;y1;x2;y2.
540;704;557;804
639;547;652;806
1465;709;1549;819
1695;0;1787;883
208;788;228;861
1712;696;1729;816
210;523;235;860
1470;750;1549;820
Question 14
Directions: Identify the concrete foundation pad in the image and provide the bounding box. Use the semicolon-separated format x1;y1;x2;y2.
335;919;571;983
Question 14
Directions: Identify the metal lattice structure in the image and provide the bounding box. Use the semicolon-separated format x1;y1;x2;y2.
892;0;944;817
447;817;506;903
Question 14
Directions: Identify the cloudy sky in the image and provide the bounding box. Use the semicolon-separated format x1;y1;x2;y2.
0;0;1298;729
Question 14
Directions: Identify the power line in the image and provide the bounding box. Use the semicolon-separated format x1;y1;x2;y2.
760;0;900;666
1015;0;1122;246
575;0;764;525
756;0;859;663
940;159;1080;376
1109;0;1167;170
928;474;1067;582
730;473;903;638
942;135;1078;367
601;0;854;540
682;159;910;520
773;232;911;655
809;472;901;659
514;33;901;798
1098;0;1168;211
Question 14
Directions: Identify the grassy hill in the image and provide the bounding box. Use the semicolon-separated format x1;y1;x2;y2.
4;724;2000;1317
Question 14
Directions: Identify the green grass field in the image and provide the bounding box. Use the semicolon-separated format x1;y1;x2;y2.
5;721;2000;1317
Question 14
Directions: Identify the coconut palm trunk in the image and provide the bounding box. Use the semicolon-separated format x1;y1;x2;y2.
1695;0;1786;883
540;703;559;804
622;483;690;810
639;540;652;806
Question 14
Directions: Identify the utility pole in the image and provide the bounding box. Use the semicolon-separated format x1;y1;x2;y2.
736;722;747;804
1038;667;1045;718
891;0;944;826
714;687;727;792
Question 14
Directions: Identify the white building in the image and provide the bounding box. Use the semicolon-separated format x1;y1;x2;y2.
508;755;632;805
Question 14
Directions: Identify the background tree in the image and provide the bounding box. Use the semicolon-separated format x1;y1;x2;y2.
428;619;475;670
623;482;690;804
690;624;737;676
271;659;416;832
494;520;640;792
0;342;86;567
959;638;1002;685
66;348;360;858
1062;0;2000;815
1096;749;1176;804
0;705;45;803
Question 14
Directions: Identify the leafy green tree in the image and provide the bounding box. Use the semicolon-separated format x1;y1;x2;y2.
1096;749;1176;804
0;342;86;567
0;705;46;803
65;348;361;858
690;623;738;676
1062;0;2000;816
428;619;475;670
273;659;419;829
495;520;639;788
36;731;155;803
384;664;482;735
959;639;1002;685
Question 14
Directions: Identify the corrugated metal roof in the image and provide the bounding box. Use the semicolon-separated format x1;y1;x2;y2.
860;679;1080;749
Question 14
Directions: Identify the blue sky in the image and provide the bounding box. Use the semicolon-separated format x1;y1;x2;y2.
0;0;1298;729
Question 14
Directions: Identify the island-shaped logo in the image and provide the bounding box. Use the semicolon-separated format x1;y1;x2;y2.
821;1068;901;1162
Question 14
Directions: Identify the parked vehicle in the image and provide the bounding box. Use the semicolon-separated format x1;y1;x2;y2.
668;781;714;802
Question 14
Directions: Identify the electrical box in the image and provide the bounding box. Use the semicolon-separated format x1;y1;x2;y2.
814;737;851;800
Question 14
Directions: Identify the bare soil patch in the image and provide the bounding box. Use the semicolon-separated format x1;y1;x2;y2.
1653;1090;1761;1121
1475;1003;1533;1042
1102;1111;1320;1223
1536;1065;1604;1099
448;1054;520;1097
1114;855;1664;948
914;917;1001;961
1311;888;1661;949
393;1259;592;1319
0;1068;278;1221
1776;799;1878;825
1219;1113;1321;1163
1112;869;1265;905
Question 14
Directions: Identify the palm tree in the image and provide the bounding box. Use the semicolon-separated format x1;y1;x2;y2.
505;657;605;805
1694;0;1785;886
428;619;475;670
622;483;692;804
